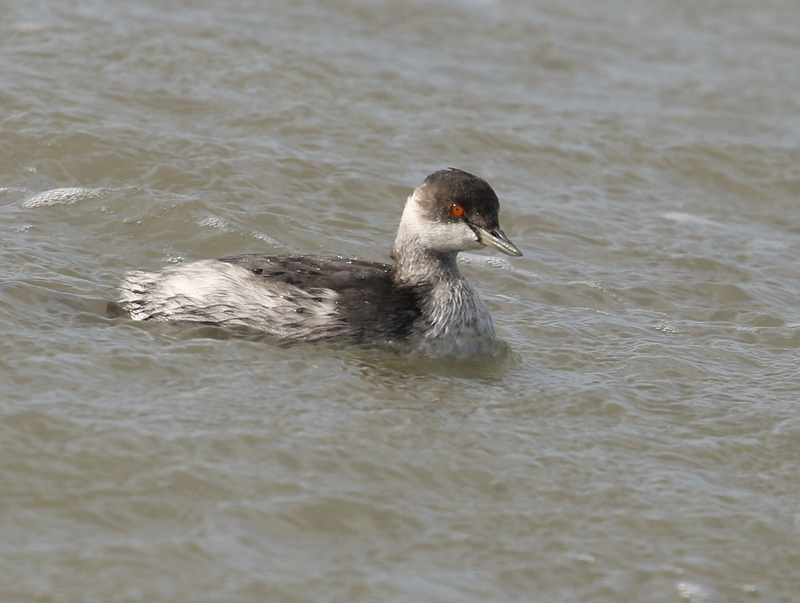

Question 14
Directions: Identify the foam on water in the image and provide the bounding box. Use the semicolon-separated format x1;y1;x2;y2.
21;187;111;208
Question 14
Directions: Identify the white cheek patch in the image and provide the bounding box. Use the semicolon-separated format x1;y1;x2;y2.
396;193;482;254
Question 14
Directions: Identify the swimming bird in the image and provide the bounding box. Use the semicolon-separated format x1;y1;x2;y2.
119;168;521;342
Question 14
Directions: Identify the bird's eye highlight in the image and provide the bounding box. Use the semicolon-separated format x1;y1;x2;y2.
449;203;465;218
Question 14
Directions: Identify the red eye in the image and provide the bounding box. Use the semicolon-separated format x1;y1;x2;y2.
449;203;465;218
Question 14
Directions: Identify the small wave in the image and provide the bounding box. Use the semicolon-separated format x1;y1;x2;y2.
198;216;230;230
21;187;111;208
249;230;284;247
660;212;727;229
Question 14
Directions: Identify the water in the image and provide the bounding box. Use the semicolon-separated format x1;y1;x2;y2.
2;0;800;601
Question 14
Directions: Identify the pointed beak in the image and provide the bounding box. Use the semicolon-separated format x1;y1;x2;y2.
471;224;522;257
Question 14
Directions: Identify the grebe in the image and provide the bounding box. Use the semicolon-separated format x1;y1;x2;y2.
119;168;521;342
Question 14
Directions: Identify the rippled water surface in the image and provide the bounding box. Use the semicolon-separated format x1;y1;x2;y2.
2;0;800;601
